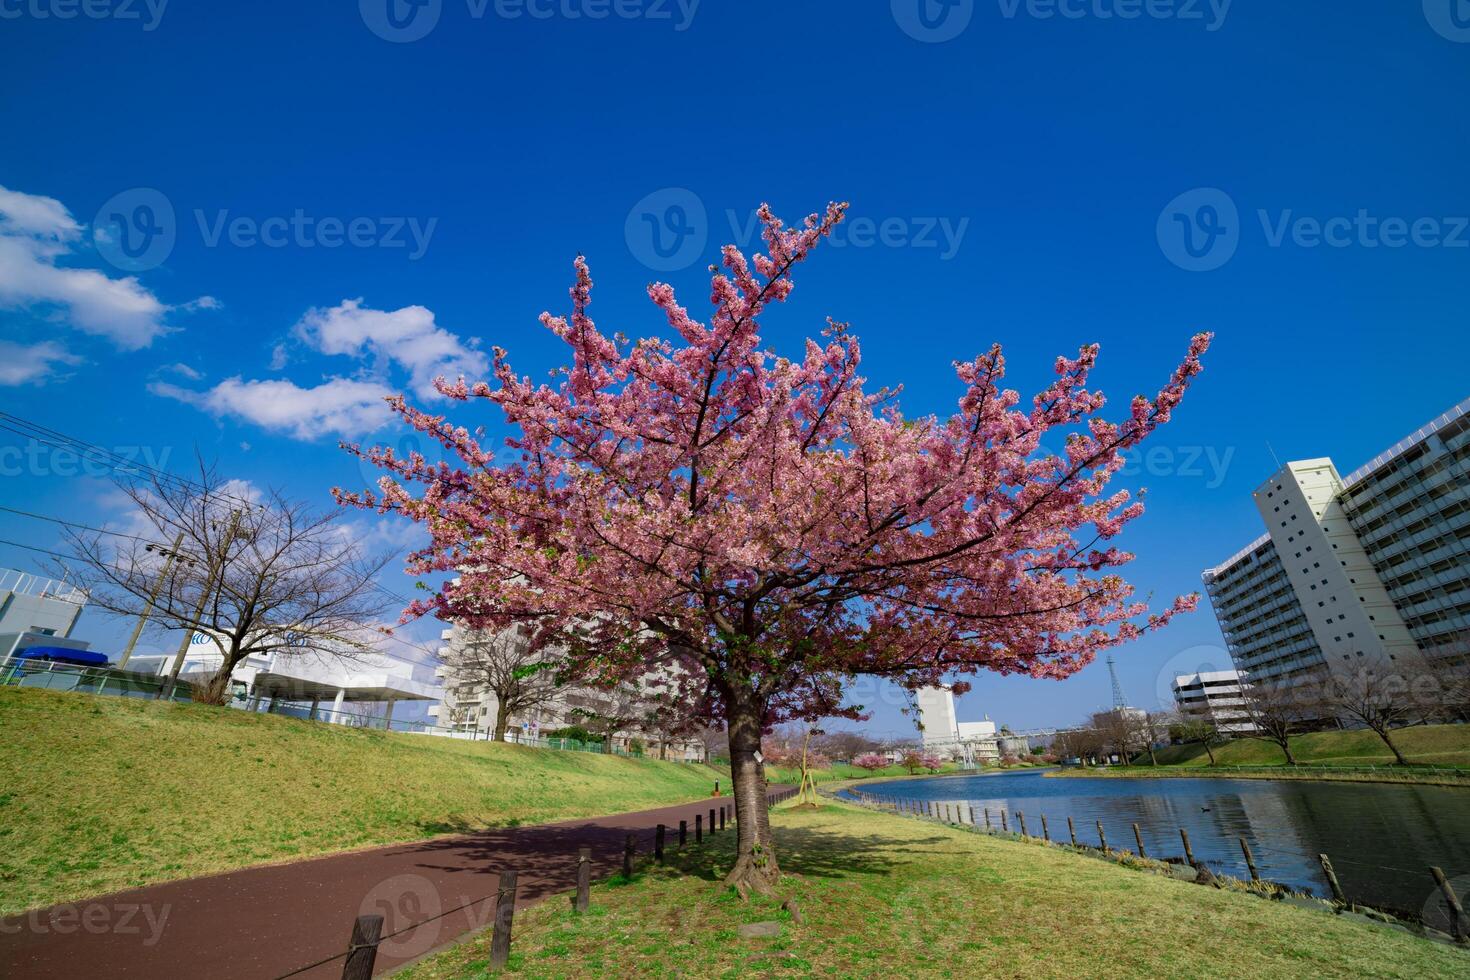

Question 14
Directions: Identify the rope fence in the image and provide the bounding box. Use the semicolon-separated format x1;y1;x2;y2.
270;787;799;979
843;787;1470;943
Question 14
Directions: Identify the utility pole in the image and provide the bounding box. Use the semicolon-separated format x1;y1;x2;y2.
160;509;245;701
118;532;187;670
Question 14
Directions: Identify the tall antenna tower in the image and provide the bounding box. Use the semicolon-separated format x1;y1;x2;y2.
1106;655;1129;710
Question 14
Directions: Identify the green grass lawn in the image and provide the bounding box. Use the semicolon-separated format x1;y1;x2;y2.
0;687;724;915
398;801;1466;979
1145;723;1470;768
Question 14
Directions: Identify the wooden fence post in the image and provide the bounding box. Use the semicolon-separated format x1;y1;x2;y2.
679;819;687;847
970;805;979;827
1040;814;1050;842
575;848;590;912
709;808;716;833
488;870;518;970
1180;828;1195;866
720;807;726;831
1067;816;1077;847
1132;823;1147;859
1319;854;1345;904
1239;838;1260;882
1017;812;1027;838
1097;821;1108;852
655;824;665;863
695;813;703;844
340;914;383;980
984;808;991;831
1430;866;1468;942
1000;810;1008;833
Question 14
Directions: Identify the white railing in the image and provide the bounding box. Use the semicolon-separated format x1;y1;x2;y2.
0;568;87;605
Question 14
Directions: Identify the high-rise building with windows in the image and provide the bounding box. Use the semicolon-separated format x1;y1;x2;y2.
1203;397;1470;686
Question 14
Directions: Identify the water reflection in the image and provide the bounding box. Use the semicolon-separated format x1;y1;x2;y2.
839;770;1470;925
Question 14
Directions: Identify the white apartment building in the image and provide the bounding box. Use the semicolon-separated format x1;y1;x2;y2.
1203;397;1470;688
1172;669;1257;734
915;685;999;762
431;623;706;761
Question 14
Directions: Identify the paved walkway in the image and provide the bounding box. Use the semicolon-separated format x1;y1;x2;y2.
0;790;789;978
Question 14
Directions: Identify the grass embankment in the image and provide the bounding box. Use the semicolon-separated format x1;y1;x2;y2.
1145;724;1470;768
0;687;724;916
400;801;1464;979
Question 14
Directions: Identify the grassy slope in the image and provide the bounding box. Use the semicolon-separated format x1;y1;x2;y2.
1147;723;1470;768
0;688;723;916
401;801;1465;980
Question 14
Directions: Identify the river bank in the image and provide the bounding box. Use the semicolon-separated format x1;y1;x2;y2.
1049;764;1470;788
832;768;1470;918
398;800;1468;979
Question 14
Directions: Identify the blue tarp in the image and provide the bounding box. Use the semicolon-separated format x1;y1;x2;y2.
14;647;110;667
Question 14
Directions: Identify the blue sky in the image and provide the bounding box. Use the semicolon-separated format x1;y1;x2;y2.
1;1;1466;734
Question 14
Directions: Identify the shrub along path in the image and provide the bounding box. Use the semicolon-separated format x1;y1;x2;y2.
0;791;768;979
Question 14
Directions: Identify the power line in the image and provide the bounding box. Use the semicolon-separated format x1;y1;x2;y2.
0;504;154;544
0;537;85;564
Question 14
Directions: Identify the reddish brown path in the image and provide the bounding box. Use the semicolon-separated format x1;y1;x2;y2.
1;789;791;979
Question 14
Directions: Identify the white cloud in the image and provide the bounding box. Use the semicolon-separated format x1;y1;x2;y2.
293;299;487;400
160;362;204;381
0;339;83;385
151;376;394;440
0;184;207;350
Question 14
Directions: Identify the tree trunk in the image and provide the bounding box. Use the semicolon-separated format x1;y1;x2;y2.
724;694;780;897
1147;744;1157;766
1375;726;1409;766
197;667;233;705
493;700;510;742
1203;742;1216;766
1279;739;1297;766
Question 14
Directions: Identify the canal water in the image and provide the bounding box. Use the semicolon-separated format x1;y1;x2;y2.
837;769;1470;929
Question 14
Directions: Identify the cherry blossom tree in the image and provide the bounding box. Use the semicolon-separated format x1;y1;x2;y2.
852;753;889;772
339;201;1210;896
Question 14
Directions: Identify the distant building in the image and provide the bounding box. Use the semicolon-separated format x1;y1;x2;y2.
1203;397;1469;690
431;624;706;761
0;569;89;661
1172;669;1256;734
915;686;999;763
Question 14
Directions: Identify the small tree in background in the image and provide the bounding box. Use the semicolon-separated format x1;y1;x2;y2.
853;752;888;771
342;201;1211;894
901;749;926;774
1176;716;1224;766
442;625;561;741
1240;676;1320;766
921;753;944;773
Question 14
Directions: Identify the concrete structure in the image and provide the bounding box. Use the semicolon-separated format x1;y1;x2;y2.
431;624;706;760
1204;397;1470;688
0;569;89;661
129;635;440;727
1172;669;1256;734
915;685;999;763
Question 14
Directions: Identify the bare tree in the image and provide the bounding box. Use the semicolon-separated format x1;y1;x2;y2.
812;730;881;763
1134;710;1178;766
1175;716;1224;766
1239;674;1321;766
1317;666;1437;766
1091;710;1141;765
62;459;392;704
443;626;562;741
